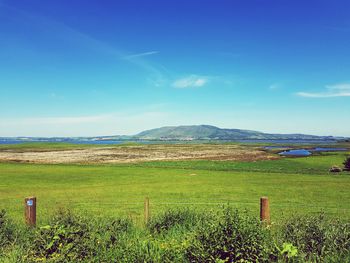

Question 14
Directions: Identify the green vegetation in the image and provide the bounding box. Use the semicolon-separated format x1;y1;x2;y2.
1;208;350;262
135;152;347;174
0;151;350;224
0;142;147;151
0;142;100;151
136;124;333;140
344;156;350;170
0;143;350;261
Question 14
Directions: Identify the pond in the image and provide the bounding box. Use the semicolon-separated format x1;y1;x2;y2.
278;149;312;156
278;147;348;156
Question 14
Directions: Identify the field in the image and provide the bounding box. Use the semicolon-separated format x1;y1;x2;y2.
0;143;277;163
0;142;350;225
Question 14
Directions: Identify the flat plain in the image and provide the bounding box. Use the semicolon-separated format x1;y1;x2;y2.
0;143;277;163
0;142;349;224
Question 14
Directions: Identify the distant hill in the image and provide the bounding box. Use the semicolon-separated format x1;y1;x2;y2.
135;125;339;141
0;125;344;143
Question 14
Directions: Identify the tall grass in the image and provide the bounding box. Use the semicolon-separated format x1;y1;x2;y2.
1;207;350;262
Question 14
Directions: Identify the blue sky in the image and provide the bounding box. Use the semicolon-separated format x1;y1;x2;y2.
0;0;349;137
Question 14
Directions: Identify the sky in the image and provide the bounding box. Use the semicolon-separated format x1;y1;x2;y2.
0;0;350;137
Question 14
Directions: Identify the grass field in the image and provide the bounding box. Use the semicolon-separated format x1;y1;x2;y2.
1;143;349;225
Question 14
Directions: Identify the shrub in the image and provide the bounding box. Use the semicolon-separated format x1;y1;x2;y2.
0;210;16;250
147;208;207;234
1;208;350;262
98;217;132;249
186;208;272;262
26;209;97;262
343;156;350;171
112;237;186;263
275;242;298;261
282;213;350;261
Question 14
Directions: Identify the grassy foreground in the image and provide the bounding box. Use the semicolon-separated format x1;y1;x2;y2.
0;151;350;224
1;145;350;262
1;207;350;262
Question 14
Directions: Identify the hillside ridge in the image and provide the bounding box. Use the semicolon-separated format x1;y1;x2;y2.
135;125;337;140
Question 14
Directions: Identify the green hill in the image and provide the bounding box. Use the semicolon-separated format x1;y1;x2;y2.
135;125;336;141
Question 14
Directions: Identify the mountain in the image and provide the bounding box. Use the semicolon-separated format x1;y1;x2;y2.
0;125;344;143
135;125;339;141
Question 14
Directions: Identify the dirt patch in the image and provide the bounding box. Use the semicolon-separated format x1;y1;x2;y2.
0;144;279;164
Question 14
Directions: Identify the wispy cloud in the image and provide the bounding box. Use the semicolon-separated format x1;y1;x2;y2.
296;83;350;98
3;5;167;86
269;83;281;90
172;75;208;88
124;51;159;59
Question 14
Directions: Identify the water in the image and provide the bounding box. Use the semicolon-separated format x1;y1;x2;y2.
279;149;312;156
312;147;347;152
264;146;290;149
278;147;348;156
0;139;125;145
0;139;184;145
238;139;337;144
0;138;343;146
0;140;22;145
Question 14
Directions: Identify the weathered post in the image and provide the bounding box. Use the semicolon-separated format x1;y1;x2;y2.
260;196;270;224
25;196;36;227
144;197;150;224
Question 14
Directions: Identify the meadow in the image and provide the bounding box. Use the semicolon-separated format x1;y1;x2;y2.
0;143;349;224
1;143;350;262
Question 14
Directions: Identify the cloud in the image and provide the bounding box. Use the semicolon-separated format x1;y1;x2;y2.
296;83;350;98
269;83;281;90
124;51;159;59
172;75;208;88
3;5;167;86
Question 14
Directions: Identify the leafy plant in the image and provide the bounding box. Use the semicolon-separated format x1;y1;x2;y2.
185;208;272;262
26;209;97;262
282;213;350;261
276;242;298;260
0;210;16;250
148;208;207;234
1;208;350;262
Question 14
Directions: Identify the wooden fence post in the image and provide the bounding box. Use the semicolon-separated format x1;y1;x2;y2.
144;197;150;224
25;196;36;227
260;196;270;224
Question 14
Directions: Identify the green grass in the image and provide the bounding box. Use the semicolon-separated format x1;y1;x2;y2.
0;150;350;224
135;152;348;174
0;142;100;151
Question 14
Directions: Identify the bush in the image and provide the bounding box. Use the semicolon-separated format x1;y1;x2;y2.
98;217;132;249
344;156;350;171
111;237;187;263
0;210;16;250
282;213;350;261
26;209;98;262
1;208;350;262
186;208;272;262
147;208;207;234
